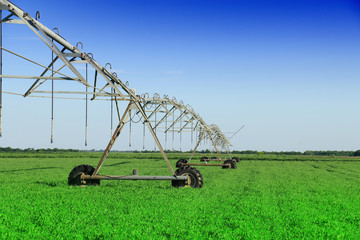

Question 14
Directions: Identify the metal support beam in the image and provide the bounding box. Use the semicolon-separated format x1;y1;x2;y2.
189;131;205;161
91;70;98;100
24;47;66;97
0;47;73;80
93;102;132;176
1;12;14;22
146;104;162;119
25;17;88;85
134;101;175;175
0;0;233;172
165;111;186;133
207;131;222;159
83;174;188;181
153;105;176;129
178;117;194;133
0;75;78;81
183;163;228;167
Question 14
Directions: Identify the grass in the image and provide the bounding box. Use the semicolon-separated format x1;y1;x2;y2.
0;152;359;239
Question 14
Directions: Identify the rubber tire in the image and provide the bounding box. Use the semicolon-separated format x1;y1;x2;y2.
211;157;217;160
176;159;188;168
222;160;237;169
68;164;100;186
172;166;203;188
200;156;207;162
232;157;240;162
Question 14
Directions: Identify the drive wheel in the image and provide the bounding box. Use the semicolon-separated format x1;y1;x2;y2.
200;156;207;162
175;159;188;168
232;156;240;162
172;166;203;188
68;164;100;186
222;160;237;169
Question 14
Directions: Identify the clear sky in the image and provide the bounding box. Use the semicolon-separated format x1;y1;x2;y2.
0;0;359;151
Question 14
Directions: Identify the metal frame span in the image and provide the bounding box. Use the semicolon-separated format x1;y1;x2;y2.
82;174;188;181
141;96;233;160
0;0;176;177
0;0;236;185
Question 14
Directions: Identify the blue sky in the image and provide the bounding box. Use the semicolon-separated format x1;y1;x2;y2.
0;0;359;151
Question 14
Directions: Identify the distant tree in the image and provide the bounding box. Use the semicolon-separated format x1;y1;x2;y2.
354;150;360;156
200;149;211;153
303;150;314;156
257;151;264;156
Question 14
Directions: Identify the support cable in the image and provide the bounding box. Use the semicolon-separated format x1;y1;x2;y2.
172;111;174;150
0;47;73;79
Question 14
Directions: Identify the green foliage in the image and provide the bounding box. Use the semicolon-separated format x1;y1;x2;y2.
0;147;79;153
0;152;359;239
354;150;360;156
0;147;357;156
303;150;354;156
234;150;355;156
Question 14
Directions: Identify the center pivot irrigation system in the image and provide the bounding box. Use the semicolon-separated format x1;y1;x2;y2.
0;0;239;188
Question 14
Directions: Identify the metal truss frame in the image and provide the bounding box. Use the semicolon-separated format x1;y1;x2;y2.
0;0;235;184
140;96;233;159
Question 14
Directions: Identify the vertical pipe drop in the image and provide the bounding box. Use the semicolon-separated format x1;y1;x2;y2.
110;88;113;137
172;112;174;150
180;121;182;152
142;121;145;149
165;115;167;151
85;63;88;146
191;122;193;151
129;109;132;147
154;110;156;151
50;39;54;143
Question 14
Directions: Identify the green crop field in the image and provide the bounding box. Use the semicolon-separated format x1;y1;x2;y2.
0;152;359;239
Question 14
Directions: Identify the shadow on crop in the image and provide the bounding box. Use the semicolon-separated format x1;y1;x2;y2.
35;181;58;187
0;167;60;173
104;161;130;167
308;164;319;169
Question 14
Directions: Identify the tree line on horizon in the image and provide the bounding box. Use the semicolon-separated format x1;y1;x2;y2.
0;147;359;156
